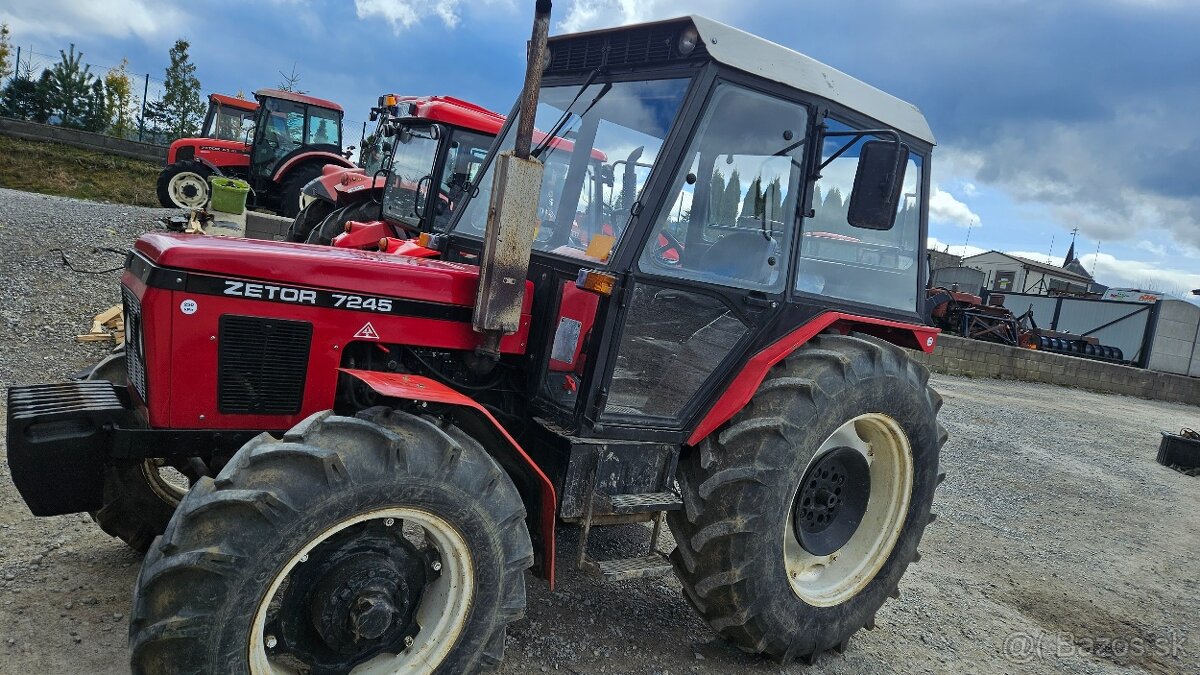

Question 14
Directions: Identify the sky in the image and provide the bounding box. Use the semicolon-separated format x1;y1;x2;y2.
3;0;1199;299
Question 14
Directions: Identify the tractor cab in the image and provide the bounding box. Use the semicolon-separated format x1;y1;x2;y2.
248;89;344;182
437;16;934;439
199;93;258;142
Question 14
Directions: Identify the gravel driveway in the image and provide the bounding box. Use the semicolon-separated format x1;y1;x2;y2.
1;189;1197;674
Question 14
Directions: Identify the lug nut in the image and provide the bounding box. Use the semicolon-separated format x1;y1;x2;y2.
384;518;395;527
431;560;442;572
299;554;308;563
265;635;277;649
404;635;414;648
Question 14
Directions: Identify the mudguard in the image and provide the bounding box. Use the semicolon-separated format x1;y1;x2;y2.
338;369;558;585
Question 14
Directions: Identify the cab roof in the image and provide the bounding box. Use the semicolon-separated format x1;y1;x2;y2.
548;16;935;145
395;95;505;135
254;89;344;114
209;93;258;112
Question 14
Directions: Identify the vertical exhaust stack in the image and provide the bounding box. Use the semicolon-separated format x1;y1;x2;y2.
473;0;553;361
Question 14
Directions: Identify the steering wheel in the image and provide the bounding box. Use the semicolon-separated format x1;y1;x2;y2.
650;229;683;266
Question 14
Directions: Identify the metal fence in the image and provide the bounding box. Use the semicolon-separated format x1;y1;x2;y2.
3;45;364;148
994;291;1157;366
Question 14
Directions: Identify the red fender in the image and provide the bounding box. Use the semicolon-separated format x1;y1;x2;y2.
331;220;393;249
338;369;558;586
272;151;354;183
687;312;940;446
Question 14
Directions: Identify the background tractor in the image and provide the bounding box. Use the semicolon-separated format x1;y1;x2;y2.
8;8;946;673
156;88;354;216
288;94;504;246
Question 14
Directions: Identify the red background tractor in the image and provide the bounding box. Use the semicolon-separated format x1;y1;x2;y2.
156;89;354;216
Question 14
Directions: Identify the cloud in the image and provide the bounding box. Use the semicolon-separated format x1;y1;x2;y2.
557;0;734;33
354;0;469;31
928;186;980;229
927;236;986;260
0;0;187;42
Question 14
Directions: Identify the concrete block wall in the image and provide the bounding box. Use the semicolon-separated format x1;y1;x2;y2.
0;116;168;163
910;334;1200;405
1147;299;1200;377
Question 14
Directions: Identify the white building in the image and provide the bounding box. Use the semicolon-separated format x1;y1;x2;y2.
962;250;1096;295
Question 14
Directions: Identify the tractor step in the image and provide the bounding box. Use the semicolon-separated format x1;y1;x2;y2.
607;491;682;514
582;553;673;581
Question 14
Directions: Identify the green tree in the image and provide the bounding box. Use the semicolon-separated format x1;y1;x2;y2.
0;74;41;119
708;168;726;221
153;39;205;140
104;58;136;137
720;169;741;224
0;24;12;81
32;70;54;123
765;177;783;222
740;175;762;220
44;45;97;128
277;62;306;94
81;78;107;132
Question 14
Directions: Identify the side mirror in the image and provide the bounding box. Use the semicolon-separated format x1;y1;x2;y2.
848;140;908;230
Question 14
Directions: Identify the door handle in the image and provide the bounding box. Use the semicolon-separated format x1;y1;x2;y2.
743;292;778;310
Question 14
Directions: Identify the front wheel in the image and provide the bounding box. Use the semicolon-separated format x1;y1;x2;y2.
286;199;335;242
306;200;384;246
668;334;946;663
156;160;212;209
279;164;324;218
130;408;533;674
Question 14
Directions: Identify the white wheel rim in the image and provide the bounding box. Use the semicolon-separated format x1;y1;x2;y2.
168;171;208;208
300;193;314;210
249;507;474;674
783;413;913;607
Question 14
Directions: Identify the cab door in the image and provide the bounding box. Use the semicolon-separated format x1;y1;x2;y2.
591;82;813;434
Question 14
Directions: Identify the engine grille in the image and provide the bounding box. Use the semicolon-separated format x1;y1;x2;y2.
547;21;706;76
218;315;312;415
121;285;148;402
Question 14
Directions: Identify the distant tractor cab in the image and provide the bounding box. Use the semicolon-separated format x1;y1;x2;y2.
156;89;353;216
9;13;948;673
289;94;504;245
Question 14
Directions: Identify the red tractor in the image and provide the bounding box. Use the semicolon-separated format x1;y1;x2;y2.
289;94;504;245
8;11;945;672
156;89;353;216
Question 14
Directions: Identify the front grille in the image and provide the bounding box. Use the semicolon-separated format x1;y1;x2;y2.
547;21;706;75
218;315;312;415
121;285;148;401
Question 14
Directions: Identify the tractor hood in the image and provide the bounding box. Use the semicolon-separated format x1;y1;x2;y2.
132;232;533;313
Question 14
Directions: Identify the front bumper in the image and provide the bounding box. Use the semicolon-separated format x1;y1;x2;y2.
6;381;136;516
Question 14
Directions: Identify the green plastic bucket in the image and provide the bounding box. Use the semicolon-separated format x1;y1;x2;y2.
209;177;250;214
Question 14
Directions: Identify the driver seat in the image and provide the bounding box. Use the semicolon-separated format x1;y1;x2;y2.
699;230;778;286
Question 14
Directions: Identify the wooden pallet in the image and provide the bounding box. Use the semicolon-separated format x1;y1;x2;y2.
75;305;124;344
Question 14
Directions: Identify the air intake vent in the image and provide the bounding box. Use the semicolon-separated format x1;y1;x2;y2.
547;22;706;76
218;315;312;415
121;285;147;402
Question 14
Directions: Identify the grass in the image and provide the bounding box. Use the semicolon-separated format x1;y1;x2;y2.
0;135;164;207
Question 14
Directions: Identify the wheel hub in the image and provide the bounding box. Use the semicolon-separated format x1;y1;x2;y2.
267;521;435;671
793;446;871;555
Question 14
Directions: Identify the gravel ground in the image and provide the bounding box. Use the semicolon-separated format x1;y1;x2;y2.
1;189;1198;674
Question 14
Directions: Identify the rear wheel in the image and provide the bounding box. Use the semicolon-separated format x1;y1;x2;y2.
287;199;336;242
668;334;946;663
306;200;384;246
130;408;532;674
279;164;324;218
156;160;212;209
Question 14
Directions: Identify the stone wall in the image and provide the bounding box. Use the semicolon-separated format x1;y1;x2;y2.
911;334;1200;405
0;116;167;163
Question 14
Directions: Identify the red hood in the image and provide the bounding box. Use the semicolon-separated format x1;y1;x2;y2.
134;232;533;312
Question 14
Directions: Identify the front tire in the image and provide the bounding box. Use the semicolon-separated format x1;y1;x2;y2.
286;199;335;242
156;161;212;209
130;408;533;674
668;334;946;663
306;200;383;246
279;164;324;218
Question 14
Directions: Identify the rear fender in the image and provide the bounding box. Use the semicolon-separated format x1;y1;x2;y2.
331;220;393;249
272;152;354;184
687;312;940;446
338;369;558;586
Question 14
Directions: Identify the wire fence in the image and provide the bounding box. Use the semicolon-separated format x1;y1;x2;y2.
3;45;364;150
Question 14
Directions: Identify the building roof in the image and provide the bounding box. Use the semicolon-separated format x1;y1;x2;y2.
551;16;935;145
254;89;343;114
964;251;1094;283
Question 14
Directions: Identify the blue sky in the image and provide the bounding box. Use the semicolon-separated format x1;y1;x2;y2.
3;0;1198;298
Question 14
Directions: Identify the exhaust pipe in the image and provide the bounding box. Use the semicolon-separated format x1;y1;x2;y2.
472;0;553;362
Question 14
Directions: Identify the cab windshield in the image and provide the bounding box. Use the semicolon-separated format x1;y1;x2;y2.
451;77;690;264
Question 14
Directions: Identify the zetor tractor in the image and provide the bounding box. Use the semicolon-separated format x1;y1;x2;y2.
156;88;353;216
288;94;503;245
8;11;946;673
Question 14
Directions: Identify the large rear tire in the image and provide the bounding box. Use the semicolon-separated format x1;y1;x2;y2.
286;199;336;242
668;333;946;663
130;408;532;674
279;164;324;218
156;161;212;209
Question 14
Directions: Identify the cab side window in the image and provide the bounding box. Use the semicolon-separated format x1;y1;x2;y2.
637;84;809;292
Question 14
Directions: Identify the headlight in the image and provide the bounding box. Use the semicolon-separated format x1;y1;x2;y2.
678;27;700;55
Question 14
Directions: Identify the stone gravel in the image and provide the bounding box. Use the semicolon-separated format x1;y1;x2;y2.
1;189;1198;674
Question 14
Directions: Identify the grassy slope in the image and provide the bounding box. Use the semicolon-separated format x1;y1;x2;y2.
0;135;163;207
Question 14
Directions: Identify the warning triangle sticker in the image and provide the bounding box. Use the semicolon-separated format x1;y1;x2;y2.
354;322;380;339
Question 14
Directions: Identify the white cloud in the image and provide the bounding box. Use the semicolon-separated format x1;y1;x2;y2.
927;236;985;260
354;0;469;31
0;0;187;42
928;185;980;228
557;0;733;33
